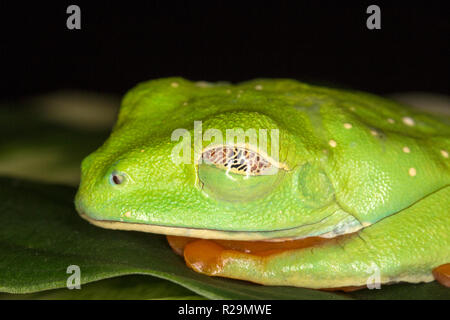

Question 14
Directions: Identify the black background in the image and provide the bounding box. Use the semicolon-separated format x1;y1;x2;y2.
1;1;449;100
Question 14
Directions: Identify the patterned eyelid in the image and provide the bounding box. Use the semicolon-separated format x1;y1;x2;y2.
200;145;281;176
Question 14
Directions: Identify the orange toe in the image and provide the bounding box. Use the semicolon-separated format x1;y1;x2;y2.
432;263;450;287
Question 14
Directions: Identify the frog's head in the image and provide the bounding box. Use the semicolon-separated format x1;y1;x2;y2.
76;78;369;240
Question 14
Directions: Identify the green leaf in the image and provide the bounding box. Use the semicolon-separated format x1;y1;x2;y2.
0;275;203;300
0;177;448;299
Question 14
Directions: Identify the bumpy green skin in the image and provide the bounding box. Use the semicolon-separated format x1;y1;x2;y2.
75;77;450;288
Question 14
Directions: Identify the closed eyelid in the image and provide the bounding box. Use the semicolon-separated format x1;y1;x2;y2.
201;146;273;176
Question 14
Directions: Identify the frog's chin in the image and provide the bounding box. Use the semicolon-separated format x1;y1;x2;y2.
79;212;365;242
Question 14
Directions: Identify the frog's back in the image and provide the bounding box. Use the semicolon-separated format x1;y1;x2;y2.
241;79;450;223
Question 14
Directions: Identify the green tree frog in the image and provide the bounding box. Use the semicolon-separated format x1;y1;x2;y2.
75;78;450;290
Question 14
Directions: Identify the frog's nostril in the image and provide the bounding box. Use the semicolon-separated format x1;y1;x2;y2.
110;171;126;185
112;175;122;184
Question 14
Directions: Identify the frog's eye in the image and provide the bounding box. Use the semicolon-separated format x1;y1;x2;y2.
201;146;278;176
198;146;283;202
110;171;126;186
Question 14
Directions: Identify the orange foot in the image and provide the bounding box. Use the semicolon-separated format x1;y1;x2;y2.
167;234;367;292
433;263;450;287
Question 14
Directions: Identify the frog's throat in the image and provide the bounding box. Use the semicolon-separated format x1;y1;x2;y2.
78;211;365;241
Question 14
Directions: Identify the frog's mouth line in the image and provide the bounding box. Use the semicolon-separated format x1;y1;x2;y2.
79;212;363;241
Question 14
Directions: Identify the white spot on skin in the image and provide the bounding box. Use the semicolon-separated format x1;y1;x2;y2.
402;146;410;153
402;117;415;126
171;82;179;88
255;85;263;90
440;150;449;158
370;130;378;136
124;211;132;218
329;140;337;148
409;168;416;177
195;81;210;88
344;123;352;129
387;118;395;124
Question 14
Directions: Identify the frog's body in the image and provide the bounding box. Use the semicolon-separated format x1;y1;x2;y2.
75;78;450;289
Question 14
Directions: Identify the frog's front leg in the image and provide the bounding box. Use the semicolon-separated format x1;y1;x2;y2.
181;186;450;289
